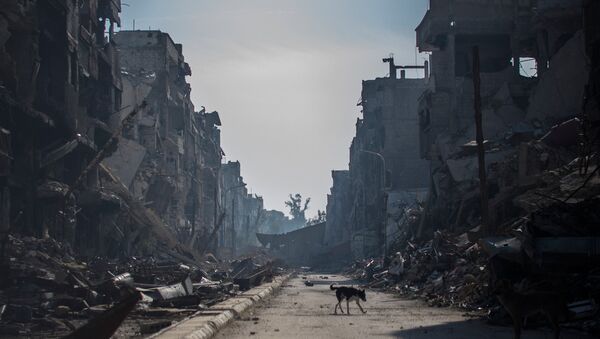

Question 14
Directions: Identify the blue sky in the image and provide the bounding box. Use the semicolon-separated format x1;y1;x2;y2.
120;0;429;216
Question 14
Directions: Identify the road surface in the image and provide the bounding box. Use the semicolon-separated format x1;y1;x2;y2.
215;274;594;339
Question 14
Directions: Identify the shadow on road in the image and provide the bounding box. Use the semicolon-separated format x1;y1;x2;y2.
387;319;592;339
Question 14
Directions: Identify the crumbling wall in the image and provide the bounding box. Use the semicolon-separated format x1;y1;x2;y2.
333;60;431;259
324;170;352;246
220;161;265;257
0;0;124;256
108;30;223;255
526;31;589;124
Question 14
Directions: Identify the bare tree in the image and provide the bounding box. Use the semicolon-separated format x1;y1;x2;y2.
284;193;310;225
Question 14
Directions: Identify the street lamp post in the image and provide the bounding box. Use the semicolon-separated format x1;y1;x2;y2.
360;149;387;189
360;149;389;259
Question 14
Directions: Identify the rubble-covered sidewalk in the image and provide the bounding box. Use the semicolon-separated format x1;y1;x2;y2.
0;233;284;337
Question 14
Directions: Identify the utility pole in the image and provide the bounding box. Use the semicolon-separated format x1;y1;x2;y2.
472;46;491;236
360;149;387;190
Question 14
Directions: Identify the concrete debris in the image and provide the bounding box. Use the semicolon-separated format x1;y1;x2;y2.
0;233;284;337
343;143;600;335
230;256;275;291
345;228;490;310
63;290;141;339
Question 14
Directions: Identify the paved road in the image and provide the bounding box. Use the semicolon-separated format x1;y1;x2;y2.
215;274;594;339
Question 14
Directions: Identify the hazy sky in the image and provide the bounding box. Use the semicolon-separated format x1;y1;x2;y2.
120;0;429;217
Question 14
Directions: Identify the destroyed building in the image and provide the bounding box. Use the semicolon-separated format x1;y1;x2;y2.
340;0;600;334
106;30;223;251
0;0;124;255
325;58;431;260
415;0;589;234
0;7;284;337
324;170;351;247
220;161;264;257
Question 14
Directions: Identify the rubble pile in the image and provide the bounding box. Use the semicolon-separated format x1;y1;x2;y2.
0;234;280;337
346;146;600;333
346;229;491;311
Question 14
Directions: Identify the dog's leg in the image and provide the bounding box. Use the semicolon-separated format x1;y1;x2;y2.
356;300;367;314
346;299;350;315
334;303;338;315
336;301;344;314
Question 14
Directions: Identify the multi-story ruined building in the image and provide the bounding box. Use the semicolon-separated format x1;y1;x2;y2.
414;0;589;234
416;0;535;160
0;3;293;262
106;30;223;250
220;161;264;257
324;170;351;247
325;58;431;259
0;0;123;255
416;0;586;155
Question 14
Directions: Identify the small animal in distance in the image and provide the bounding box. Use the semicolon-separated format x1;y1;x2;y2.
330;284;367;315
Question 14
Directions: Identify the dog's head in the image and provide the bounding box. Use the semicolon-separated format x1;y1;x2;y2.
359;289;366;302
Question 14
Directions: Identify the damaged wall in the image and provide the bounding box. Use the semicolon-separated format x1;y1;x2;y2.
414;0;591;237
0;12;231;261
219;161;264;257
0;0;125;257
325;58;431;260
107;30;224;254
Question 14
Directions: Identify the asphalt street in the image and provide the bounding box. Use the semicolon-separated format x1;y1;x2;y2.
215;274;595;339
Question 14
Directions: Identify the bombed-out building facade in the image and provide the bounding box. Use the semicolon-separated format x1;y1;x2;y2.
323;0;599;261
319;0;600;329
0;3;283;335
414;0;590;235
105;30;228;252
0;4;267;256
324;58;432;259
220;160;265;256
0;0;124;255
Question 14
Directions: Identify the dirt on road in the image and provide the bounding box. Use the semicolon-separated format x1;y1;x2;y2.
215;274;594;339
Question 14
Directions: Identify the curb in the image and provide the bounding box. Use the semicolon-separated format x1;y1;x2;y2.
148;274;291;339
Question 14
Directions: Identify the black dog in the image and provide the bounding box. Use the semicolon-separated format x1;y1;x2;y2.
330;284;367;315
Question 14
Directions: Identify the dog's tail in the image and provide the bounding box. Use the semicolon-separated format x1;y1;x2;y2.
330;284;338;290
